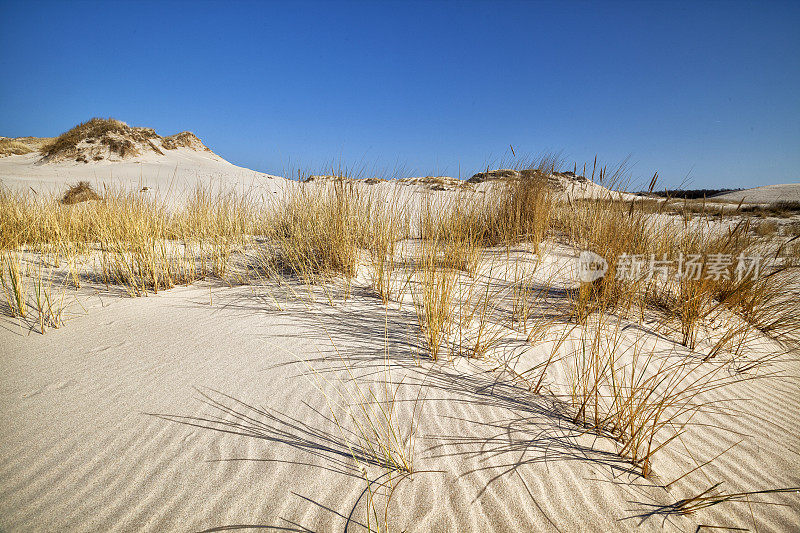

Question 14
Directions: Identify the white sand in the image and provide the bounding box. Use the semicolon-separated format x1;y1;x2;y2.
712;183;800;204
0;149;287;201
2;253;798;531
1;156;799;531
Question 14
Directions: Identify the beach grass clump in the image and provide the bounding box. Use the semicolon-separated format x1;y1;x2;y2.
1;183;264;297
1;252;27;317
557;197;669;319
490;168;554;249
551;164;797;354
1;253;67;333
30;260;66;333
304;316;423;476
453;262;509;359
666;218;799;350
418;193;483;273
567;312;741;477
755;220;778;237
0;138;35;157
61;181;101;205
365;190;412;304
411;228;458;361
265;180;368;283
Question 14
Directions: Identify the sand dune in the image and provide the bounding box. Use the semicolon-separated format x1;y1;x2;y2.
712;183;800;203
1;122;799;531
0;149;286;201
1;245;799;531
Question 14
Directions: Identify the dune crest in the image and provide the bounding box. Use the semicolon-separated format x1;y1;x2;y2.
34;118;212;164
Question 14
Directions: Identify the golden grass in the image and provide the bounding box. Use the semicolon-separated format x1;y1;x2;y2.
61;181;101;205
365;191;411;304
264;180;368;284
755;220;778;237
1;252;26;317
3;160;798;491
1;183;264;302
567;311;753;477
0;138;35;156
411;230;458;361
40;117;158;161
664;484;800;515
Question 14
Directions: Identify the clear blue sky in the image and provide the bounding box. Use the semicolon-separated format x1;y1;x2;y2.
1;0;798;189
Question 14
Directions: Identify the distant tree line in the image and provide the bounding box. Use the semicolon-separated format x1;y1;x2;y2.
635;189;743;199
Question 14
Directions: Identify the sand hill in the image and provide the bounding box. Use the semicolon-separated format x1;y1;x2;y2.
36;118;212;164
0;136;54;157
712;183;800;203
1;118;639;204
0;118;283;198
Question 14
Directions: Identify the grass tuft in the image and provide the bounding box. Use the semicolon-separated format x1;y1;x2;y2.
61;181;101;205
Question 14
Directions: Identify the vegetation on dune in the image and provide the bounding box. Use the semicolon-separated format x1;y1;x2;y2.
42;118;143;160
2;154;798;514
36;118;208;162
1;136;56;157
61;181;101;205
161;131;208;151
638;188;743;199
0;138;35;156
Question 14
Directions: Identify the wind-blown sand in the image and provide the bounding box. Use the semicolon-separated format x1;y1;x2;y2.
2;255;799;531
712;183;800;204
1;146;799;531
0;149;286;201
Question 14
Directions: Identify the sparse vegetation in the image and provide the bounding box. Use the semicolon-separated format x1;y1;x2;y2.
41;118;144;160
61;181;101;205
2;151;798;533
264;180;368;285
0;138;34;156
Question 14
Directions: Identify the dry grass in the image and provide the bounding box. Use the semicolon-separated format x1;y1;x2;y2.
490;169;554;249
365;190;411;304
0;136;55;157
264;180;368;285
161;131;206;150
567;311;748;477
552;170;798;356
39;117;172;162
61;181;101;205
755;220;778;237
660;483;800;515
30;260;66;334
42;118;134;159
1;252;68;333
418;193;483;273
1;183;263;300
0;138;35;156
1;252;26;317
411;230;458;361
556;197;668;318
307;322;424;476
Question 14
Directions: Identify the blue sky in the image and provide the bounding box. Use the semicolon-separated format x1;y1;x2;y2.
1;0;798;189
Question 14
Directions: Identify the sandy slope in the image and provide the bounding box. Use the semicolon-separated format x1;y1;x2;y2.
1;151;798;530
712;183;800;203
0;149;633;204
0;149;286;200
1;244;798;532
